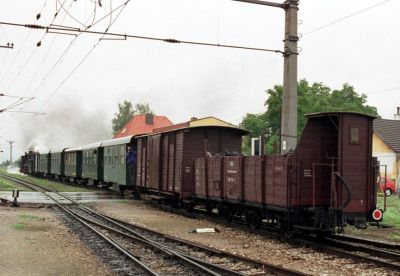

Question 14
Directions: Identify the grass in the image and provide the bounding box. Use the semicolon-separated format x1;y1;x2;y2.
18;214;45;221
115;200;129;204
377;195;400;227
2;171;96;192
0;178;30;191
12;223;26;230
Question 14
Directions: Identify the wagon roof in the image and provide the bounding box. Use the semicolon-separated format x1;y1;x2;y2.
49;148;67;153
102;135;134;147
305;111;377;119
65;146;82;152
79;141;103;151
138;116;249;137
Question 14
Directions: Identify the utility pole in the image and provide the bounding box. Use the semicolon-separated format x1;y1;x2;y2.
6;140;15;165
281;0;299;154
233;0;299;154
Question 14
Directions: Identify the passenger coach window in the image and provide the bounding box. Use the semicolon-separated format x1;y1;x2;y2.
350;127;360;144
120;146;125;164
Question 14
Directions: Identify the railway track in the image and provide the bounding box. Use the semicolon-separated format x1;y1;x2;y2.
0;173;306;276
296;235;400;272
139;194;400;273
150;197;400;272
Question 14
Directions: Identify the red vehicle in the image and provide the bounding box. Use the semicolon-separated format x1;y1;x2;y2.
380;178;395;196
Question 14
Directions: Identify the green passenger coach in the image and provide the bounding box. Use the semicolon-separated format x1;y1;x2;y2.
102;135;135;192
64;146;82;182
81;142;103;186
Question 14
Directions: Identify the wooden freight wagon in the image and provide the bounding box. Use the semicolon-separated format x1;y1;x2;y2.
136;117;249;200
194;112;378;233
292;112;377;229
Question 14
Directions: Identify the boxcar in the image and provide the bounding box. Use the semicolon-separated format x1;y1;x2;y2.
293;112;377;230
50;149;65;179
102;136;135;192
136;123;249;201
193;112;378;233
81;142;103;186
64;147;82;182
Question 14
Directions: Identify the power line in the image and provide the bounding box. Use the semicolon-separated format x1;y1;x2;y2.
0;0;119;133
0;21;284;54
0;0;132;138
302;0;392;36
25;0;129;101
0;0;53;86
41;0;131;108
1;0;68;91
366;85;400;96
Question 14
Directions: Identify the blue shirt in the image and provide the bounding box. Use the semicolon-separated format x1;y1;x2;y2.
127;150;136;165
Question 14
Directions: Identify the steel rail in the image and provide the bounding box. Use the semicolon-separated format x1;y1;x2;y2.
3;173;229;275
0;173;158;275
297;238;400;272
1;173;306;276
97;210;307;276
323;237;400;261
331;234;400;251
68;208;237;276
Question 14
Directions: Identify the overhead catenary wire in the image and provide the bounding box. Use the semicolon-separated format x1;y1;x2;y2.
302;0;392;36
0;21;284;54
41;0;131;108
0;0;76;131
0;0;125;136
0;0;57;87
27;0;129;99
0;0;132;138
3;0;69;93
366;85;400;96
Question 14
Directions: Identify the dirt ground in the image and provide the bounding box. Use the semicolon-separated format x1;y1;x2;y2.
0;206;111;276
92;200;394;276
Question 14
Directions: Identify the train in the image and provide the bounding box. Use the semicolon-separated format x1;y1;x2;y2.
20;112;382;235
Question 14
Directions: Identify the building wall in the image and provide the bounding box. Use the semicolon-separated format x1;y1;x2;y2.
373;134;399;190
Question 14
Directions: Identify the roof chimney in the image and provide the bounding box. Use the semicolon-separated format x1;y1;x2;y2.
395;107;400;120
145;113;154;125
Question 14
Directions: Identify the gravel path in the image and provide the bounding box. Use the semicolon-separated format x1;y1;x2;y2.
0;206;111;276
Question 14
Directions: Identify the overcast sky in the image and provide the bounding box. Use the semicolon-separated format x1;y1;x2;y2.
0;0;398;161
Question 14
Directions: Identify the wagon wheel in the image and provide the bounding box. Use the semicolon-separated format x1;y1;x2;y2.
246;212;262;230
131;186;140;200
205;204;214;214
279;221;296;239
185;202;195;212
224;208;234;222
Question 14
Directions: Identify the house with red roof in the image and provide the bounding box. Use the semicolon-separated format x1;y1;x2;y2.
113;114;173;138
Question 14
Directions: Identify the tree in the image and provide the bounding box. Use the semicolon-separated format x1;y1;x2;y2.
242;79;379;154
112;101;154;134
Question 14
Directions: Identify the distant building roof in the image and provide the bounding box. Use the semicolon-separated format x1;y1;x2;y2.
152;116;249;135
113;114;173;138
374;118;400;153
